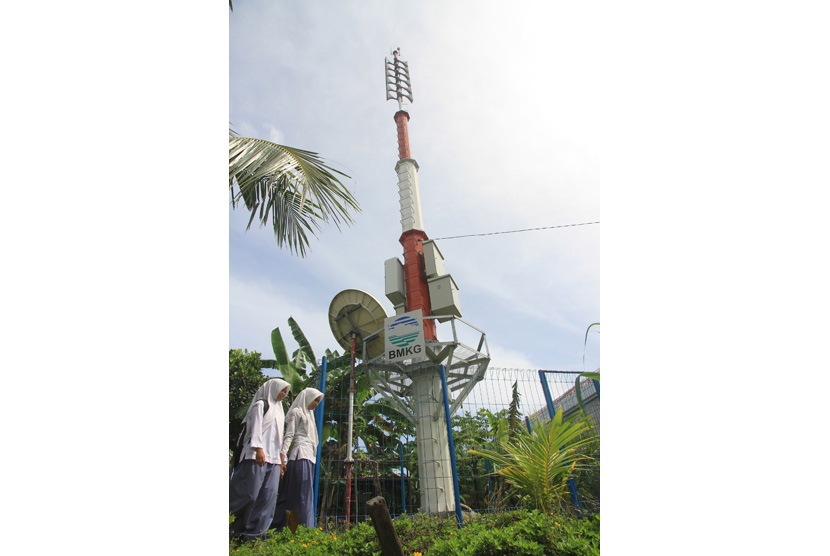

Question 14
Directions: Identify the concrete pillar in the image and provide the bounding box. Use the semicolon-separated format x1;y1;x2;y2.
411;365;455;515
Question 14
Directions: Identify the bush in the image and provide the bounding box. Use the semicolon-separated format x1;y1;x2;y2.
231;525;339;555
428;510;599;556
228;509;599;556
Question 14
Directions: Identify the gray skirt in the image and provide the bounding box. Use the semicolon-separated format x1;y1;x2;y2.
229;460;281;540
270;458;315;531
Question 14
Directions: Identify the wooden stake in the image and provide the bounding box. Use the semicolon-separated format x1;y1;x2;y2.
366;497;404;556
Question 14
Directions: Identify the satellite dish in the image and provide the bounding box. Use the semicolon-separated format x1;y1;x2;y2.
328;289;389;359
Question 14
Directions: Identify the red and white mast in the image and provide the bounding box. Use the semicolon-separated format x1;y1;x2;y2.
386;48;437;340
374;49;490;517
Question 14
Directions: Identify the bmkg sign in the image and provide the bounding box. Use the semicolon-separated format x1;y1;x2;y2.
384;310;425;363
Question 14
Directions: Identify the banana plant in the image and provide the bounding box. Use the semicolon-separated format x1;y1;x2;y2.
260;316;338;396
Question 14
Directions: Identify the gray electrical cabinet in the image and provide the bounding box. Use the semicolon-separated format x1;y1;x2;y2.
427;273;461;322
422;239;445;278
384;257;406;314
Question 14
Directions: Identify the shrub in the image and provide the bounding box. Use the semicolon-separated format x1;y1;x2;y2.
228;509;598;556
428;510;599;556
468;408;597;515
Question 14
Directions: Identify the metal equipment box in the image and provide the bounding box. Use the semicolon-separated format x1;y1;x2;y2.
421;239;445;278
427;273;461;322
384;257;406;309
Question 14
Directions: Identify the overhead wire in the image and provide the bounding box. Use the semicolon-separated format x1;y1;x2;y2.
429;221;599;241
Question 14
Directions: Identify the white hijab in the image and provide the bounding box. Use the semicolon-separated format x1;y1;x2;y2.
286;387;324;449
246;378;290;435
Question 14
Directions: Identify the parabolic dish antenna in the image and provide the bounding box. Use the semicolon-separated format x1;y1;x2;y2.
328;289;389;359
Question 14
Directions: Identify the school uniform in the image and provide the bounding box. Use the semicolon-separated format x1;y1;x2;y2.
229;379;288;541
271;388;323;531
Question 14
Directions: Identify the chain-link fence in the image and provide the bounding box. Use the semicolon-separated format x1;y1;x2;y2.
312;360;600;531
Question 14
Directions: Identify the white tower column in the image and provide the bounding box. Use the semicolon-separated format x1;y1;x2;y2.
395;158;424;232
411;365;455;515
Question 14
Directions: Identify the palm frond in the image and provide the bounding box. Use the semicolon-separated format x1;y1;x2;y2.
229;136;360;257
583;322;599;369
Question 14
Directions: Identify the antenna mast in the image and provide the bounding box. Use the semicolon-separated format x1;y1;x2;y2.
385;48;413;112
383;48;435;339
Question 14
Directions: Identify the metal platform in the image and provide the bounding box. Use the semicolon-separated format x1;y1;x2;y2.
360;315;490;424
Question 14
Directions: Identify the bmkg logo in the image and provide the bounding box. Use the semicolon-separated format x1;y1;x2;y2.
387;315;421;348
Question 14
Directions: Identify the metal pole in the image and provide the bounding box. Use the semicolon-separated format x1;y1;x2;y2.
313;356;328;524
345;334;356;524
399;443;406;516
538;370;556;420
524;416;532;434
439;364;464;528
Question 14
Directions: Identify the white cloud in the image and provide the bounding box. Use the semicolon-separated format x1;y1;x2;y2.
266;125;285;145
485;342;541;370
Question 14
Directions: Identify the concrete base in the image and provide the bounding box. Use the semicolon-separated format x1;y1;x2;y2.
412;365;455;515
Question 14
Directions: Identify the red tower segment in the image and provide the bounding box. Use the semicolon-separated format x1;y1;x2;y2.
394;110;412;159
394;110;436;340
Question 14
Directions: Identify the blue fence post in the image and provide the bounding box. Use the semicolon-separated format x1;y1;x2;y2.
524;416;532;434
313;356;328;524
538;370;556;420
399;443;406;516
538;370;583;518
592;379;600;401
439;364;464;528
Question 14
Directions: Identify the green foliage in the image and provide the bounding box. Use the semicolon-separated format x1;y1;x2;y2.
577;321;600;419
428;510;600;556
229;349;267;453
229;133;360;258
451;408;508;510
507;380;523;435
582;323;599;367
228;509;598;556
330;521;381;556
468;408;597;515
262;316;338;397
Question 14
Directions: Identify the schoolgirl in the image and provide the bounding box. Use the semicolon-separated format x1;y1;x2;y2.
271;387;324;531
229;378;290;541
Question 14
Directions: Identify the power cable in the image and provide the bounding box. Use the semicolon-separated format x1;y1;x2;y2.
430;221;599;241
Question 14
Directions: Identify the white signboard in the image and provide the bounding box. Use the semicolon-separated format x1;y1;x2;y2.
384;310;426;363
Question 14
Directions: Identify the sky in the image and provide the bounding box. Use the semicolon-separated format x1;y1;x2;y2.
229;0;600;374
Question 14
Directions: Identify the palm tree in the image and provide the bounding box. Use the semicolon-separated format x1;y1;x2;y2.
229;130;361;257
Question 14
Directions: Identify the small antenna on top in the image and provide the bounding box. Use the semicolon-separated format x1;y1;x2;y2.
385;48;412;111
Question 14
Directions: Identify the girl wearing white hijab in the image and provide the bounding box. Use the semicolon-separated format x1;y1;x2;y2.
271;387;324;531
229;378;290;542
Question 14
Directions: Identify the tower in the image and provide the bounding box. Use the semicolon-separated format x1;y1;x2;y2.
329;50;492;517
379;49;490;515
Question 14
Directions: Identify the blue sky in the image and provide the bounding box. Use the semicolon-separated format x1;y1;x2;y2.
229;1;600;373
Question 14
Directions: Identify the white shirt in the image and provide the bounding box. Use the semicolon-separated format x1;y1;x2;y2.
242;400;283;465
281;407;317;463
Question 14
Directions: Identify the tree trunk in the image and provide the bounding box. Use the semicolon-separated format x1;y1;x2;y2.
367;496;404;556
